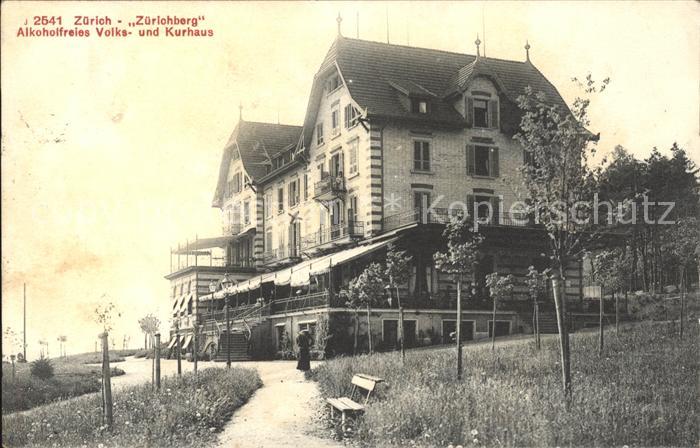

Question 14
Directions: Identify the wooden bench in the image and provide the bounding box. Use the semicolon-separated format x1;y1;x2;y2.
326;373;384;430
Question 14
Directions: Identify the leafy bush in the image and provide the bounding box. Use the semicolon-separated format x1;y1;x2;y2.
29;358;54;380
2;367;262;447
311;321;698;447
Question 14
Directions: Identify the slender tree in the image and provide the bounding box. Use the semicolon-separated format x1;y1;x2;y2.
341;263;385;355
525;266;549;350
385;245;413;363
485;273;515;350
434;215;483;380
515;75;610;398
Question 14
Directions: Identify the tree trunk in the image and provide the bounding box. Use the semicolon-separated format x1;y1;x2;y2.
534;300;541;350
367;303;373;354
456;278;463;380
154;333;161;390
614;292;619;333
491;295;497;350
552;268;571;398
680;266;685;340
397;286;405;363
599;286;604;355
353;311;359;355
176;332;182;377
101;333;113;428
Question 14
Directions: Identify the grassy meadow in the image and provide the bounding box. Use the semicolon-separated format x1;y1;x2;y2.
2;367;262;447
2;352;132;413
310;321;698;447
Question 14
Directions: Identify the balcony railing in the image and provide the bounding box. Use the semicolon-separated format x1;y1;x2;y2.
222;223;243;235
314;175;345;200
271;291;330;314
383;207;540;232
300;221;364;251
262;245;301;264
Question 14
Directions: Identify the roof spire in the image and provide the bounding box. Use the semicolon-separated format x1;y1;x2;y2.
336;12;342;36
475;34;481;58
239;102;243;122
524;40;531;62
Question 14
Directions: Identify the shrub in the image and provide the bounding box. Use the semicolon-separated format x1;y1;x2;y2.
29;358;54;380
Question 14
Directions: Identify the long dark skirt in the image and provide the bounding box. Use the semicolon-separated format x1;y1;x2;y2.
296;347;310;371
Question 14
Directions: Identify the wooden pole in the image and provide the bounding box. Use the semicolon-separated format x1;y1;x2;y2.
614;292;619;333
23;283;27;361
680;266;685;340
552;272;571;398
154;333;161;390
176;323;182;377
395;283;405;363
535;300;541;350
456;276;462;380
491;293;497;350
226;295;231;368
599;287;604;355
194;270;199;374
367;302;373;354
10;355;15;381
101;332;113;428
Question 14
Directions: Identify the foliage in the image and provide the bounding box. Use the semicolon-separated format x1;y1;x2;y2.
525;265;550;301
314;314;330;358
138;313;161;336
94;298;121;332
29;358;54;380
2;367;262;447
310;321;698;447
342;262;386;310
485;273;515;305
433;216;483;278
589;247;632;293
662;217;700;270
385;244;413;288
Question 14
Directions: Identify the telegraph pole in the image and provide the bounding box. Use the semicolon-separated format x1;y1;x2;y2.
23;283;27;361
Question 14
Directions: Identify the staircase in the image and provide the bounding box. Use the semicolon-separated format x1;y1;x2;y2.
213;331;251;362
536;313;560;334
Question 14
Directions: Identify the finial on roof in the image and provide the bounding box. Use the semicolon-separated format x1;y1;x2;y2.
525;40;531;62
239;102;243;122
475;34;481;58
336;12;342;36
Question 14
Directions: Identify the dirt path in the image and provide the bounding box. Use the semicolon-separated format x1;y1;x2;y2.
215;361;341;448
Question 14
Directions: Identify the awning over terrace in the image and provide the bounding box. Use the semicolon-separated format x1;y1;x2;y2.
167;337;178;349
218;237;398;294
182;334;193;350
171;235;240;254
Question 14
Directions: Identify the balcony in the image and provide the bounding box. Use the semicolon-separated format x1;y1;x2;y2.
262;245;301;266
383;207;541;232
300;221;364;254
313;175;345;201
222;223;243;235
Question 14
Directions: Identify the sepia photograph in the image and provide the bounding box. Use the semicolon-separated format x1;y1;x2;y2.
1;1;698;447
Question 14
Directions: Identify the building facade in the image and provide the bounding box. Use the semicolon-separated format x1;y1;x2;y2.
165;35;591;360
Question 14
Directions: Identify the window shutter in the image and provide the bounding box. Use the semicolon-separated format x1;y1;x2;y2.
466;194;475;219
466;97;474;127
489;99;499;129
409;265;417;294
466;145;475;175
491;147;500;177
490;196;501;225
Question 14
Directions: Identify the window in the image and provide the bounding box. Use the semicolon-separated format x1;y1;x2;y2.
413;141;431;172
326;74;341;93
473;99;489;128
188;281;192;293
303;174;308;200
265;230;273;251
348;138;359;175
264;191;272;219
331;104;340;136
344;104;359;128
330;152;343;177
277;187;284;214
243;201;250;225
288;179;299;207
316;122;324;145
411;99;428;114
466;145;499;178
348;196;358;223
414;191;431;210
227;172;242;197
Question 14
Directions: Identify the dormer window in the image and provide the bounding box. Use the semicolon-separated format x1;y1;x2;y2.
326;74;342;93
316;122;324;145
473;99;489;128
344;104;359;128
411;99;428;114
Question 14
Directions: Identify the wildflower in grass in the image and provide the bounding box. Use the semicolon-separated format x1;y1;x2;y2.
471;429;479;436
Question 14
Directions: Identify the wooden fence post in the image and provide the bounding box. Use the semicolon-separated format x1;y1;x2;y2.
101;332;113;428
155;333;161;390
176;332;182;377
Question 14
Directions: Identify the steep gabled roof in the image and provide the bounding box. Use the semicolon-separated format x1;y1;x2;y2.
212;120;302;207
301;37;571;148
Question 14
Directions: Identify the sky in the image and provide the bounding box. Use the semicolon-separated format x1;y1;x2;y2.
2;1;698;359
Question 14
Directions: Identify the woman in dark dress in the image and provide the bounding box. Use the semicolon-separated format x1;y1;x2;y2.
296;329;311;371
